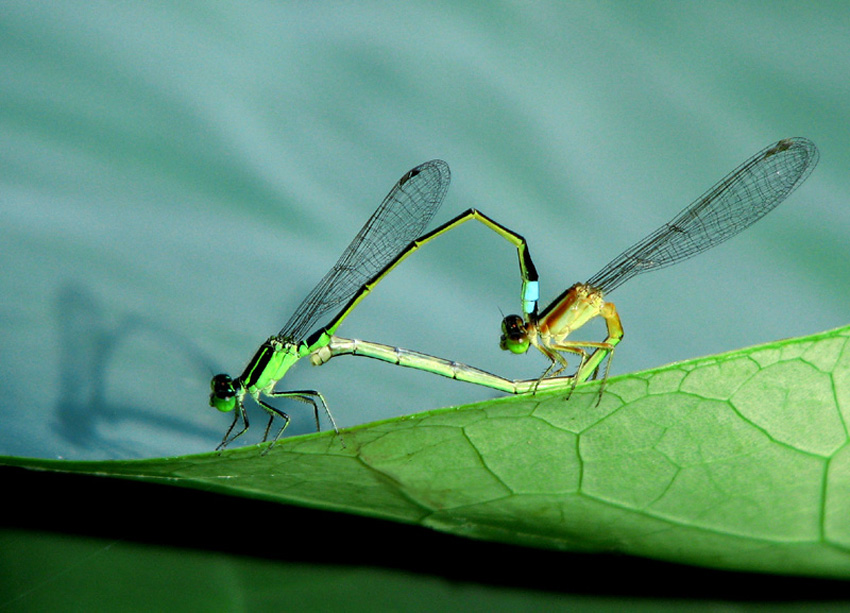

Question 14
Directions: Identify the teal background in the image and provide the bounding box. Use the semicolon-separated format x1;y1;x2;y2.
2;2;848;460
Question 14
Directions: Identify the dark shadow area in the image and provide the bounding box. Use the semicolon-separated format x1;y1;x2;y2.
2;464;847;602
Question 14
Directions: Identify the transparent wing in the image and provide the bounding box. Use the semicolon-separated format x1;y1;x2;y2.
586;137;819;294
278;159;451;341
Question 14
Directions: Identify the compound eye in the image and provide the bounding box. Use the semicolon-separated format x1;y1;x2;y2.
210;374;235;399
501;314;526;340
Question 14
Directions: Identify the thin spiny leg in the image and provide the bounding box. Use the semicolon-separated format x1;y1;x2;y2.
217;403;249;452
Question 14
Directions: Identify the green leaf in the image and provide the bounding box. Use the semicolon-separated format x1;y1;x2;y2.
4;324;850;579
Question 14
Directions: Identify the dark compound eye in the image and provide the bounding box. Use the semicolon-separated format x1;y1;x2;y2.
501;314;526;340
210;374;235;399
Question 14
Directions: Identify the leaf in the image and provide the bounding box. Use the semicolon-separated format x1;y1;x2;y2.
4;324;850;579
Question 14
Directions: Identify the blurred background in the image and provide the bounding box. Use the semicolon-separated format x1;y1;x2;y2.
2;2;848;459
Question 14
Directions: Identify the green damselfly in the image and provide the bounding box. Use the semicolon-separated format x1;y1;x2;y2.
210;159;557;449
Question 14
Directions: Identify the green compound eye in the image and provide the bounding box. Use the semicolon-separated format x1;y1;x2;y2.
501;336;530;354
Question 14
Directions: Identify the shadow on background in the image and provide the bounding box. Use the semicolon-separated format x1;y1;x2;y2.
53;284;221;456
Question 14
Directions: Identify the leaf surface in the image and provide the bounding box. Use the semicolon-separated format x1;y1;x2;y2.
4;324;850;578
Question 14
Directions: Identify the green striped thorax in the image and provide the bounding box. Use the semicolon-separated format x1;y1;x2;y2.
209;337;311;413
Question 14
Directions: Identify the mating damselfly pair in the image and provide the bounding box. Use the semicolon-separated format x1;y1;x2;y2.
210;137;819;450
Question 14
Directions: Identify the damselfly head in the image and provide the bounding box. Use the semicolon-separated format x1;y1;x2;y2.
500;314;530;354
209;374;237;413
